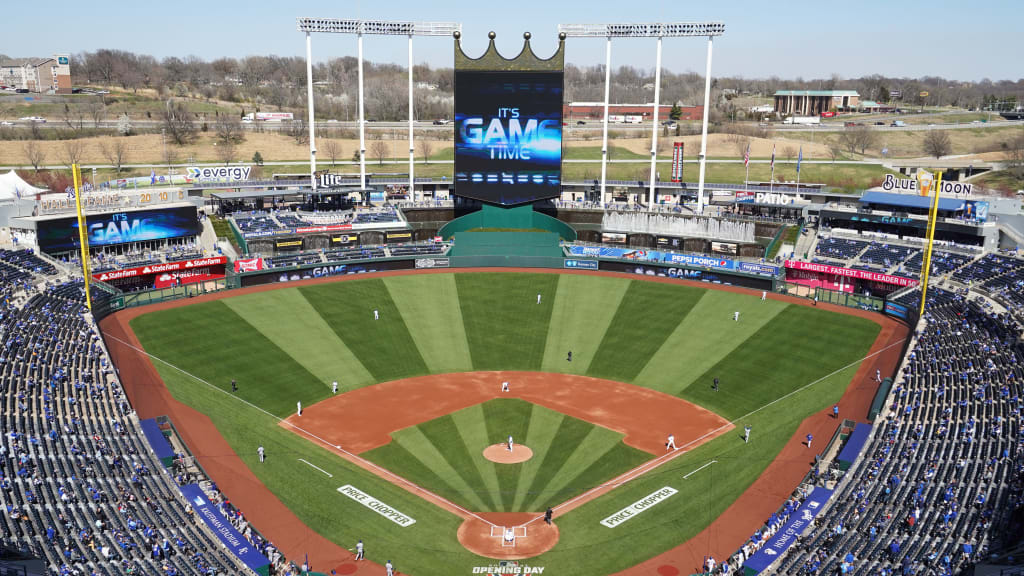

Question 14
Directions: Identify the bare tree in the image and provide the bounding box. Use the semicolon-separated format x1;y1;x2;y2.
370;138;389;165
99;139;130;174
60;105;85;132
287;117;308;145
922;130;952;158
784;145;797;163
214;141;236;165
86;100;106;127
322;139;341;165
838;126;877;155
22;141;46;172
61;140;84;169
731;136;751;158
418;139;434;163
162;99;197;145
828;139;842;163
214;115;244;144
1005;131;1024;179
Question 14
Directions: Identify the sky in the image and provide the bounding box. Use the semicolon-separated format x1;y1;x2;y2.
4;0;1022;82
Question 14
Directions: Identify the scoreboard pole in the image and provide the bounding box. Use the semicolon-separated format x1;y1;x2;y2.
71;164;93;311
918;171;942;317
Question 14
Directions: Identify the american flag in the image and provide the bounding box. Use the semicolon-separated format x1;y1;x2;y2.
743;143;750;168
770;144;776;168
797;146;803;173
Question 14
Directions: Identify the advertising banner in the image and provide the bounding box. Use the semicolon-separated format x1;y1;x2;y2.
454;70;563;206
386;231;413;243
275;239;303;250
602;233;627;244
92;256;227;282
880;174;973;195
884;301;910;320
415;257;450;269
563;259;599;270
152;268;224;289
332;234;359;244
233;257;264;273
294;223;353;234
38;206;202;253
964;200;989;222
178;484;270;573
784;260;919;287
186;166;252;181
711;242;738;255
735;190;756;204
568;245;780;277
744;487;834;575
671;142;684;183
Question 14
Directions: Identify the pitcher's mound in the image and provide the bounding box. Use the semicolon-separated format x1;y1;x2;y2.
483;444;533;464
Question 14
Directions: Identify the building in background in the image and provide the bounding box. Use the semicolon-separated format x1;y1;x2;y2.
0;54;72;94
564;102;704;122
773;90;859;116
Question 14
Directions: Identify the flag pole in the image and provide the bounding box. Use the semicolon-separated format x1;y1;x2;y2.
796;146;802;190
72;164;93;312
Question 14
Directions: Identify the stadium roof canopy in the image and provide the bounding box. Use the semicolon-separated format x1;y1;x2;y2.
859;191;964;212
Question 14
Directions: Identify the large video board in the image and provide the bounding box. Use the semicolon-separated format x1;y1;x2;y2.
37;206;201;253
454;70;563;206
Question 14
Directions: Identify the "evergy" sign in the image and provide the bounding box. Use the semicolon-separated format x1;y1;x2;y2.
187;166;252;181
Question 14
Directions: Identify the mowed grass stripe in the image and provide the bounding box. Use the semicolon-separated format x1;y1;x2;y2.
456;273;559;370
523;426;627;511
394;423;492;511
299;279;428;382
129;301;326;418
357;439;470;513
482;399;534;510
532;442;650;511
634;290;789;395
222;288;374;391
384;274;473;374
682;305;881;421
541;274;630;374
586;281;706;382
511;404;565;511
416;415;498;511
450;404;503;508
520;416;594;510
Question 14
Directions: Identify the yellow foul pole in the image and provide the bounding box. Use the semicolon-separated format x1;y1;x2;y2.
72;164;93;311
917;170;942;317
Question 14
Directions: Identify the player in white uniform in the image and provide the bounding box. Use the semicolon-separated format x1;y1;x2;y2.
257;445;265;463
666;434;677;450
537;293;542;304
296;401;302;416
374;309;379;320
761;291;767;301
734;311;740;322
501;381;509;392
332;381;338;394
507;435;514;452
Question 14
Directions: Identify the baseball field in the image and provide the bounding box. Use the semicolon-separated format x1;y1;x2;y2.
109;270;897;575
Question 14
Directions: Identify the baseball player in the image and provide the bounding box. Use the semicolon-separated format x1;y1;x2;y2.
231;379;237;392
733;311;740;322
713;377;719;392
833;404;840;419
297;401;302;417
507;435;514;452
257;444;265;463
374;309;379;320
504;528;515;543
761;290;767;301
355;539;364;560
666;434;677;450
806;433;813;449
501;381;509;392
332;381;338;394
537;293;542;304
744;426;751;443
875;369;882;383
567;350;573;362
386;560;394;576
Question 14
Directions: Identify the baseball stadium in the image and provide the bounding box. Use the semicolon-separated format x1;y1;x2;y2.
0;13;1023;576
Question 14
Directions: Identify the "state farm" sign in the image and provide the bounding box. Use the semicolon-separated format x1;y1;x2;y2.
93;256;227;282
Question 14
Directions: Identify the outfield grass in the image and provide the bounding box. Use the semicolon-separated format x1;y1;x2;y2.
130;272;882;574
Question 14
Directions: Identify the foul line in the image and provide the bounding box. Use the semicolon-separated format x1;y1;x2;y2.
298;459;333;478
683;460;718;480
521;336;907;528
102;333;501;529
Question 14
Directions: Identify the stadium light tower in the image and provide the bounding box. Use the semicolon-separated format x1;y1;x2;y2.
297;18;461;197
558;22;724;212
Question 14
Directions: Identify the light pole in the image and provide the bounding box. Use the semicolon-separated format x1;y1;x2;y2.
558;22;725;211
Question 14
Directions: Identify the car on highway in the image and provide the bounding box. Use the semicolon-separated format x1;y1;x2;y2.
874;121;886;126
0;121;14;126
432;119;449;125
576;120;586;125
19;116;45;122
